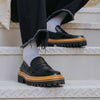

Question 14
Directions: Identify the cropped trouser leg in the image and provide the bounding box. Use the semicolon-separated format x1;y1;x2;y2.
17;0;47;48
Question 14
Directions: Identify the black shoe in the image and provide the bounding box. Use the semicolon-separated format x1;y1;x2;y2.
48;25;87;47
18;57;65;87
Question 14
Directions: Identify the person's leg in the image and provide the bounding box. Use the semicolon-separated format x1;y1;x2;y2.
17;0;47;45
23;41;39;66
47;0;89;32
17;0;46;66
11;0;89;47
17;0;65;87
47;0;89;23
47;12;66;32
46;0;89;47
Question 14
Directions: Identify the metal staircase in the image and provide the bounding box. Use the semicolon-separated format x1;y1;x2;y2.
0;8;100;100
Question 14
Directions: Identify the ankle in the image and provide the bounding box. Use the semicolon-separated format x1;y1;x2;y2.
23;42;40;66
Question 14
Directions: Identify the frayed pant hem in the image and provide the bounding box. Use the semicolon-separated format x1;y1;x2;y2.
20;29;49;48
47;9;74;24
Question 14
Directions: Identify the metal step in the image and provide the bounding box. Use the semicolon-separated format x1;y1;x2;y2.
75;8;100;23
0;47;100;81
0;22;100;46
0;8;100;46
0;80;100;100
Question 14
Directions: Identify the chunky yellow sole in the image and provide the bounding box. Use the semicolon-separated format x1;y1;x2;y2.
48;37;86;43
18;71;64;82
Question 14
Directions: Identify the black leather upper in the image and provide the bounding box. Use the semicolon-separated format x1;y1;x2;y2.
20;57;61;76
48;25;83;39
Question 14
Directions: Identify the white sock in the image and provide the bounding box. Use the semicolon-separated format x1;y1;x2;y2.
23;41;40;67
47;12;66;33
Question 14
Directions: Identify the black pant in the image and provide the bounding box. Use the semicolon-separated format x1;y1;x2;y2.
14;0;89;48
